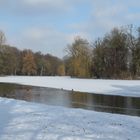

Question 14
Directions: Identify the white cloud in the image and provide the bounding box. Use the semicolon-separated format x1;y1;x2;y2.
69;0;140;40
126;13;140;21
21;0;69;12
23;28;45;40
23;0;66;7
11;27;72;58
0;0;89;16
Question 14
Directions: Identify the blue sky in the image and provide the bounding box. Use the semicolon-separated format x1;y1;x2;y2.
0;0;140;58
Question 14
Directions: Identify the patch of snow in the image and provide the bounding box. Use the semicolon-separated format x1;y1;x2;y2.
0;76;140;97
0;97;139;140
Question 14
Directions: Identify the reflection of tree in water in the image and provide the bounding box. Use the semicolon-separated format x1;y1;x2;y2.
15;85;33;101
24;86;32;100
0;83;16;98
0;83;33;101
71;91;94;109
70;90;140;116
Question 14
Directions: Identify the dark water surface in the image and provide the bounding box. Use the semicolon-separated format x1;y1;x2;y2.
0;83;140;116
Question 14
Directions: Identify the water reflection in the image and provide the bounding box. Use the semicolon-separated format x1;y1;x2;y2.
0;83;140;116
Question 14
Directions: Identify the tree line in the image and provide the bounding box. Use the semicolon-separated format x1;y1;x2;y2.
65;25;140;79
0;25;140;79
0;30;65;76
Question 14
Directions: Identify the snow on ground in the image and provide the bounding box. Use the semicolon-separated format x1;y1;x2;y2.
0;76;140;97
0;97;140;140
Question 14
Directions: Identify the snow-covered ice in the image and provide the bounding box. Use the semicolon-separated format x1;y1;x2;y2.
0;97;140;140
0;76;140;97
0;76;140;139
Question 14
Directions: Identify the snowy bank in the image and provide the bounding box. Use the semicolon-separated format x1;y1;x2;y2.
0;76;140;97
0;97;140;140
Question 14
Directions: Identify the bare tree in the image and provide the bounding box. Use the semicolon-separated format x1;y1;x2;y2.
66;37;92;78
0;30;6;46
